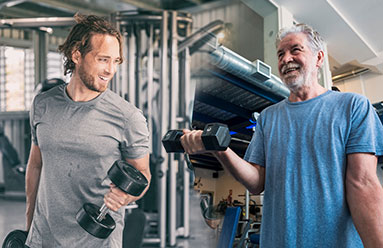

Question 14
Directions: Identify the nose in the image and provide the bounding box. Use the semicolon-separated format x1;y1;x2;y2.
279;51;293;65
105;61;116;74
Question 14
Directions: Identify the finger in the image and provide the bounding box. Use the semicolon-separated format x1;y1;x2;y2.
108;187;128;204
182;129;191;135
104;193;121;211
104;186;128;211
182;130;205;154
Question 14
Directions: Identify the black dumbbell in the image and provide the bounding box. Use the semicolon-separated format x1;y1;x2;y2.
76;160;148;239
2;229;28;248
162;123;231;153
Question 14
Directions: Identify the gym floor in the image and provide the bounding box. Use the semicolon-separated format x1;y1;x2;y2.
0;190;217;248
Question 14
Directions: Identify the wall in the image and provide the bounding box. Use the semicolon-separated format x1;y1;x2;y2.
194;167;247;206
215;168;248;206
189;1;264;73
333;71;383;104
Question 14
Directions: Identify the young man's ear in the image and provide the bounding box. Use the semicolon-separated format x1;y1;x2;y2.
72;50;81;64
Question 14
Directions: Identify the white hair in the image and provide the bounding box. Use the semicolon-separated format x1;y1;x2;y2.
276;23;325;53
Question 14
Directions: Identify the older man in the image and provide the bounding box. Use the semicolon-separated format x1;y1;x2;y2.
181;24;383;247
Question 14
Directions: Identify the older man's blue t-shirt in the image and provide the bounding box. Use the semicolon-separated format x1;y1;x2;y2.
244;90;383;247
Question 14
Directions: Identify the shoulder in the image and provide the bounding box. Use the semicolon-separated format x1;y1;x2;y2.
326;91;368;103
260;99;287;116
254;100;288;128
102;89;144;118
33;83;66;106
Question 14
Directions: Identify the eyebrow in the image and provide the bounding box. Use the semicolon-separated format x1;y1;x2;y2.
277;44;305;54
97;55;111;59
97;55;122;61
291;44;304;49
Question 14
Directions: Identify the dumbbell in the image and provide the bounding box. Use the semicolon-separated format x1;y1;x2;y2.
76;160;148;239
162;123;231;153
2;229;28;248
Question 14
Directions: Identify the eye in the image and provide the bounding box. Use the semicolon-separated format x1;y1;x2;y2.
98;58;108;63
291;47;302;54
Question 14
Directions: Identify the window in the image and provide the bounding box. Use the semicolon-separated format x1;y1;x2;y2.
0;46;35;111
0;46;67;111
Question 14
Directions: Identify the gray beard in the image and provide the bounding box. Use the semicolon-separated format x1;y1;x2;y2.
283;69;312;93
285;76;306;93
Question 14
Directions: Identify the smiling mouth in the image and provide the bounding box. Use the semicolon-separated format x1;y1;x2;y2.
99;76;108;81
281;63;301;75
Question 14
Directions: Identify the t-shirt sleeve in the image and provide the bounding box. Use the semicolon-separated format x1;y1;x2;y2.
346;95;383;156
244;114;266;167
30;95;42;146
120;109;150;159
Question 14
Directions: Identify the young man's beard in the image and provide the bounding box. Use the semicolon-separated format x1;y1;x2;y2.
78;64;107;93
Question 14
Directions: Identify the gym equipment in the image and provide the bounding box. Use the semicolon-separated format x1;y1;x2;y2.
122;208;146;248
2;229;28;248
34;78;66;94
200;195;223;229
0;125;21;170
162;123;231;153
76;160;148;239
217;207;241;248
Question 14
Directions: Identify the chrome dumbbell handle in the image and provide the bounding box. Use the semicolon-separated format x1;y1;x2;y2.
96;203;109;222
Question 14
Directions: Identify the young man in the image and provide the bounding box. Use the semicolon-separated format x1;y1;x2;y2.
181;24;383;247
25;14;150;247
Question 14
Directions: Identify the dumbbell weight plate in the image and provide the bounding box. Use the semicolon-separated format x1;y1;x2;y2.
161;130;184;153
201;123;231;151
2;229;28;248
108;160;148;196
76;203;116;239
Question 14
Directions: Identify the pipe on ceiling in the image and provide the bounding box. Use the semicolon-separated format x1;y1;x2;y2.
209;45;290;99
332;67;370;83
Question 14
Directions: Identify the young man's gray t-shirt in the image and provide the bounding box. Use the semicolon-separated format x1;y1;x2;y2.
26;84;149;248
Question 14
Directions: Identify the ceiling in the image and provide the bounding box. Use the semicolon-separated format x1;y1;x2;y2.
2;0;379;170
271;0;383;76
0;0;217;17
1;0;380;76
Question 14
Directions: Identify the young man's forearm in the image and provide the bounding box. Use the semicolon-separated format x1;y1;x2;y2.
25;164;42;230
25;144;43;231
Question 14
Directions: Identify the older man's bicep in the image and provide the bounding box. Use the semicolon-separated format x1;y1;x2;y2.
346;152;383;247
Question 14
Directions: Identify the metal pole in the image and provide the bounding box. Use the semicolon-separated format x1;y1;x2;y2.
169;10;179;247
245;189;250;248
33;30;47;86
110;13;120;94
245;189;250;219
120;26;129;99
159;10;169;248
128;25;136;105
180;36;192;239
135;27;142;108
147;24;154;151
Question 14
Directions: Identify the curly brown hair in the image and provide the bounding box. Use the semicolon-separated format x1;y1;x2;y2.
58;13;123;76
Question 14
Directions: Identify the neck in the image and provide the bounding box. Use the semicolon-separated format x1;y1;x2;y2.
288;82;327;102
66;76;101;102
